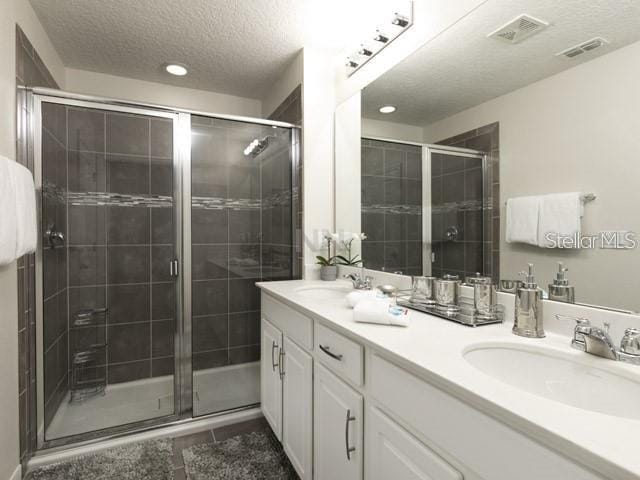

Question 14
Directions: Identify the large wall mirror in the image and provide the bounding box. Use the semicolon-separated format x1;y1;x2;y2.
335;0;640;313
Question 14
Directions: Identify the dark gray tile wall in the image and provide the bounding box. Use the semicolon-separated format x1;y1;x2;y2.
16;24;60;465
190;115;295;383
436;123;500;281
361;139;422;276
61;108;176;391
268;85;302;279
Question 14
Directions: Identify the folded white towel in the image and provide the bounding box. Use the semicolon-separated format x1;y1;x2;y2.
345;290;385;308
537;192;582;248
353;300;410;327
10;161;38;257
506;196;540;246
0;157;18;266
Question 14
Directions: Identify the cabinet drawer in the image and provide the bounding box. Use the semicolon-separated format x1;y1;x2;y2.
315;322;363;386
262;293;313;350
370;353;603;480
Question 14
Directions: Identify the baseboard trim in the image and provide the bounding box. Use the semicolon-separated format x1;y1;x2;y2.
10;464;22;480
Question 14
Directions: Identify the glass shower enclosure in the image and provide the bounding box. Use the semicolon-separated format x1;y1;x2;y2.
33;91;297;447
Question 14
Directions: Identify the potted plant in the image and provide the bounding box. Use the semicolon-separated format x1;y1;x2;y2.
317;232;338;281
336;232;367;266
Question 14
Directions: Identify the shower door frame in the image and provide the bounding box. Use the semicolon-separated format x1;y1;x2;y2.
33;92;191;449
29;88;299;453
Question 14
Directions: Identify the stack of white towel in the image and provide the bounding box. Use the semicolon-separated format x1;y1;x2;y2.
346;290;410;327
0;156;38;266
506;192;583;248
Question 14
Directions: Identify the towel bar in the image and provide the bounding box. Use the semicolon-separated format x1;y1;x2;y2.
505;193;596;206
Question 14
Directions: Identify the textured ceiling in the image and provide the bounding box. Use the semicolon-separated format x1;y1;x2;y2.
362;0;640;126
29;0;407;99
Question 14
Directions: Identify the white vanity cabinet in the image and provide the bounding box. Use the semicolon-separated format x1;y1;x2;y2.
260;294;314;480
260;290;610;480
314;363;363;480
260;318;283;440
366;406;463;480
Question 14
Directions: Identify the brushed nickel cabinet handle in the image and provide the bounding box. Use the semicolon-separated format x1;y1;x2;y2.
271;341;279;372
278;349;285;379
319;344;343;361
345;409;356;460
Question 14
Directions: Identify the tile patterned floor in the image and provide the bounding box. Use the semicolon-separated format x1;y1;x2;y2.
172;417;273;479
29;417;298;480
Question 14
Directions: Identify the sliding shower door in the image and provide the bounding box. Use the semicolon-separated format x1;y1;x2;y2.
37;97;181;442
190;115;294;416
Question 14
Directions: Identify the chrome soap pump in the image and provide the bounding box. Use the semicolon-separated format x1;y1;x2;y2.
548;262;575;303
513;263;545;338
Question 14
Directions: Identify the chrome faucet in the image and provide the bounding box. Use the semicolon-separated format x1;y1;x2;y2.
343;269;373;290
562;315;640;365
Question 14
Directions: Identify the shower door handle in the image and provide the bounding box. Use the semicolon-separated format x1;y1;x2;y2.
169;260;179;277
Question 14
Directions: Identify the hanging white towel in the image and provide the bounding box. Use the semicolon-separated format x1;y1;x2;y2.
0;156;18;266
353;300;410;327
537;192;582;248
10;161;38;257
505;196;540;246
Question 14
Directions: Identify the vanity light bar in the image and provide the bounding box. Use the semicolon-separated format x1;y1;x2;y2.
346;1;414;77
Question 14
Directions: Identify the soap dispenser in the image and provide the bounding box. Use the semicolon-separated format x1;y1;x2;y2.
548;262;575;304
513;264;545;338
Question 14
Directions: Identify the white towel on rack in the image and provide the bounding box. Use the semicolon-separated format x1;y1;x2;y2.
0;156;18;266
537;192;582;248
505;196;540;246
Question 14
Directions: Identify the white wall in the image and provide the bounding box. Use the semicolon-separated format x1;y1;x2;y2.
301;47;337;278
261;51;303;118
362;117;423;143
65;68;261;117
423;40;640;311
0;1;65;478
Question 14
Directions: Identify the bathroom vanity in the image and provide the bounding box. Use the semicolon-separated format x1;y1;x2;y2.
259;280;640;480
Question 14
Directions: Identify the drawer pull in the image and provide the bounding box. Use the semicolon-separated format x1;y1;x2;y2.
271;341;279;372
319;344;343;361
345;409;356;460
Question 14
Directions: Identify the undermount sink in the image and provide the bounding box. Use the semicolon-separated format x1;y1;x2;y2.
294;285;353;300
464;343;640;420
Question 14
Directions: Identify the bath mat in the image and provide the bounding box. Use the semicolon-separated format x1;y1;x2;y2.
28;438;174;480
182;430;298;480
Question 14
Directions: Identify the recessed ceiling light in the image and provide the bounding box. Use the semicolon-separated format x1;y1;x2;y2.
379;105;397;114
165;64;188;76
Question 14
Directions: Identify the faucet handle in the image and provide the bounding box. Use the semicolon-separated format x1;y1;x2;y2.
621;327;640;355
556;314;590;328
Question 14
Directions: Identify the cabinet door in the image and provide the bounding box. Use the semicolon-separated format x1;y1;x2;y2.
282;336;313;480
261;318;283;440
314;363;363;480
366;406;463;480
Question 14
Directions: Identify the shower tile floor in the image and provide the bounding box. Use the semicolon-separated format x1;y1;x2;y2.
29;417;299;480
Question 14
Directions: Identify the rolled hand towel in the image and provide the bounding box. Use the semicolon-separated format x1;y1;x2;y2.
353;300;410;327
345;290;386;308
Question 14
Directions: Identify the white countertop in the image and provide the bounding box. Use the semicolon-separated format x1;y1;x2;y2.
258;279;640;480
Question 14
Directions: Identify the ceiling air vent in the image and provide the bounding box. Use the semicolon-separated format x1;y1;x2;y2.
556;37;609;59
487;14;549;44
